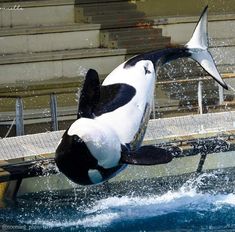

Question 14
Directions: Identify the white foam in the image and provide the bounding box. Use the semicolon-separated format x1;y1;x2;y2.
23;190;235;229
22;173;235;229
85;187;205;222
23;189;201;229
25;212;119;229
215;193;235;206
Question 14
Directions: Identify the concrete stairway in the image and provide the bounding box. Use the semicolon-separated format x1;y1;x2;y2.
0;0;171;84
101;27;170;54
1;0;147;85
0;20;127;83
75;0;149;28
75;0;171;55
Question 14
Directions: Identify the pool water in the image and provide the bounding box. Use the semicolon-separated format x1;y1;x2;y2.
1;172;235;232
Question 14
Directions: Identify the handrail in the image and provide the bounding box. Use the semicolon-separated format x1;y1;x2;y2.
157;73;235;85
0;89;78;99
0;89;80;136
0;72;234;136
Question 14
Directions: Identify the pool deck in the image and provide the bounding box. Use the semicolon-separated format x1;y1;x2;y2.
1;111;235;162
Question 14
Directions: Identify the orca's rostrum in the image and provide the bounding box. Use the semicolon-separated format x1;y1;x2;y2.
55;6;228;185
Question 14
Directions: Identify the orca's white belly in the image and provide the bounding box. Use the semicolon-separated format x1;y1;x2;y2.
96;60;156;144
95;100;143;144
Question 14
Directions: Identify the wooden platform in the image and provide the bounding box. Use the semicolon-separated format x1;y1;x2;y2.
1;111;235;161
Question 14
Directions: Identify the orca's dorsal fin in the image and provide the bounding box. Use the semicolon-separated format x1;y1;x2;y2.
78;69;136;118
120;145;181;165
77;69;100;119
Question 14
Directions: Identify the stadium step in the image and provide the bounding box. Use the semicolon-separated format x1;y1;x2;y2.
0;23;101;54
0;0;75;27
75;1;171;55
0;48;126;83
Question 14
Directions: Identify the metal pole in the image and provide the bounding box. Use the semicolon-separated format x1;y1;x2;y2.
218;84;224;105
76;88;81;119
198;81;203;115
50;93;58;131
15;97;24;136
152;95;156;119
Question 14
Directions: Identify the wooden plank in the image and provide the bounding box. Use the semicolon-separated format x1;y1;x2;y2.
1;111;235;162
0;131;63;160
146;111;235;143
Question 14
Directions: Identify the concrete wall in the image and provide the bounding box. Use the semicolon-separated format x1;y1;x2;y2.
0;4;75;27
0;54;126;83
136;0;235;17
155;17;235;44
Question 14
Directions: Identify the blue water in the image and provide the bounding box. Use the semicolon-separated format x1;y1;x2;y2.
1;173;235;231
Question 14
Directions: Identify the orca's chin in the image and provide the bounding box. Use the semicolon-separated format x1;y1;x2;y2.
55;151;85;185
55;133;99;185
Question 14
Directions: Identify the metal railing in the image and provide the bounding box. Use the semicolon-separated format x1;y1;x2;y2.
0;73;234;136
0;89;79;136
156;73;235;114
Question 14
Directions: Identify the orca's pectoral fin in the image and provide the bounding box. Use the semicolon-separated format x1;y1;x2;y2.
121;145;180;165
77;69;101;119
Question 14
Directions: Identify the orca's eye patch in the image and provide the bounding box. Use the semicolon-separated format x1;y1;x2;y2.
144;66;151;74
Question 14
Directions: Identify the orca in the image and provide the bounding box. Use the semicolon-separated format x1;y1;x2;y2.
55;6;228;185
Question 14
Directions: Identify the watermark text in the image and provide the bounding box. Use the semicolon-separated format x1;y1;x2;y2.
1;224;47;231
0;5;23;11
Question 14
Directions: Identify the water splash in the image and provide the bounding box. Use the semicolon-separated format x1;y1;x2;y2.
10;172;235;231
76;66;88;77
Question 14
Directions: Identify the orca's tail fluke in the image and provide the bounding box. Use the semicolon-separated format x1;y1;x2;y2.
185;6;228;89
124;6;227;89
